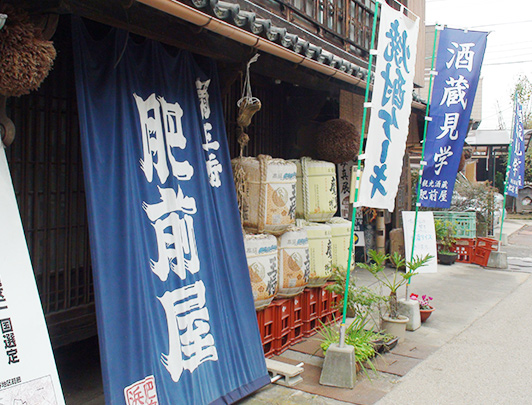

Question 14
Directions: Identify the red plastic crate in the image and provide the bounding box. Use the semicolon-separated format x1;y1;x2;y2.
302;288;319;321
454;238;476;247
476;237;498;251
274;329;292;355
329;290;342;316
291;324;304;344
271;298;292;336
256;308;276;357
256;305;275;343
319;285;331;316
262;339;276;358
291;295;303;327
452;244;474;263
319;312;332;326
302;318;318;337
473;246;491;267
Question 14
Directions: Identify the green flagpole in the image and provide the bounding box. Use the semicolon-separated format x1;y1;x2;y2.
498;91;518;251
339;0;380;348
405;25;441;299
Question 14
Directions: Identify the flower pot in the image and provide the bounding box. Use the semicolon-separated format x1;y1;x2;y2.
420;306;435;323
370;337;385;353
383;336;399;352
438;252;458;265
381;315;409;343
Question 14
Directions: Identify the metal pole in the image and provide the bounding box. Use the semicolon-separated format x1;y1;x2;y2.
339;0;380;348
498;92;517;250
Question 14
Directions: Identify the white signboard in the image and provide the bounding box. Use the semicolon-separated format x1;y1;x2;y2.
0;146;65;403
402;211;438;273
357;1;419;211
337;161;365;246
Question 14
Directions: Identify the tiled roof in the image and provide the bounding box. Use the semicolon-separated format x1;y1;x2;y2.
190;0;370;81
189;0;427;104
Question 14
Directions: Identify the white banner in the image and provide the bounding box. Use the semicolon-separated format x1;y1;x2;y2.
402;211;438;274
357;1;419;211
0;146;65;403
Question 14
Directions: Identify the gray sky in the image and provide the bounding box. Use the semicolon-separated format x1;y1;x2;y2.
425;0;532;130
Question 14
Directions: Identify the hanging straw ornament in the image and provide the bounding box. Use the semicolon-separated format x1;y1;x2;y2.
233;127;249;226
234;54;262;229
0;4;56;97
236;53;261;129
315;119;360;164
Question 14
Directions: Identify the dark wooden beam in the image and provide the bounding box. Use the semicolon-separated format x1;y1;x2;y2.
67;0;253;63
251;51;365;97
9;0;367;97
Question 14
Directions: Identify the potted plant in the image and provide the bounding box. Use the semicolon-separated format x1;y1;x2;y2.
434;219;458;265
360;250;431;342
410;293;434;322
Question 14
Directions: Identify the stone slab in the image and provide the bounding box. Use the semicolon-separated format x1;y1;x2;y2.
276;356;389;405
372;352;422;376
390;341;438;360
289;337;324;358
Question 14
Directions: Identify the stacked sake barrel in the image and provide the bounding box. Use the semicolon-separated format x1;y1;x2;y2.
243;234;279;311
233;155;297;235
292;157;338;287
234;155;310;309
294;157;337;222
302;222;333;287
327;217;355;276
277;228;310;298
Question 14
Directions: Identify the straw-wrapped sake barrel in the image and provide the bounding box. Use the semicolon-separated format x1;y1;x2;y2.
294;157;337;222
327;217;355;275
244;233;278;310
277;228;310;298
232;155;296;235
303;222;332;287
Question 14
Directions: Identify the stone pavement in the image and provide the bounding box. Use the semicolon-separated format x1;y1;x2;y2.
57;220;532;404
376;273;532;404
241;219;532;405
502;219;532;272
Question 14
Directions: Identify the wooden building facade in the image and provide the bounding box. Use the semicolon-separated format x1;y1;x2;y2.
2;0;427;347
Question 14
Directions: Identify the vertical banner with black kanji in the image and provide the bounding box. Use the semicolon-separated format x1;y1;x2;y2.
357;1;419;212
420;28;488;208
72;19;269;404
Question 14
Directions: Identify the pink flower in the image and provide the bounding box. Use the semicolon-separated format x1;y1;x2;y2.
411;293;434;310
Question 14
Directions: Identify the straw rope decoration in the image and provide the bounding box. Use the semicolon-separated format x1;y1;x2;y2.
233;54;261;231
234;128;248;227
301;156;311;222
257;154;271;233
0;4;56;97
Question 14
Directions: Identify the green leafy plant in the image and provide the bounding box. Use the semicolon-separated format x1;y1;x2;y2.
370;331;395;343
434;219;456;254
360;250;432;319
326;267;387;326
318;314;378;378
